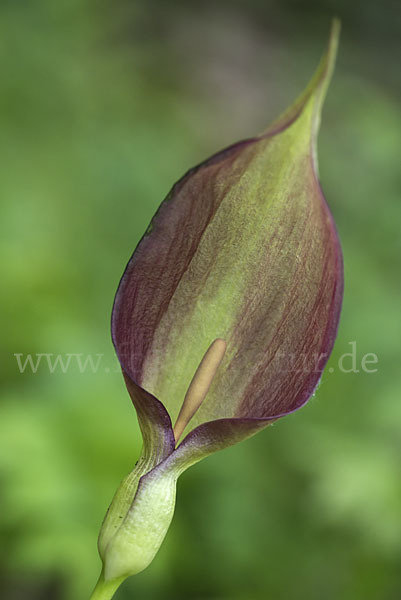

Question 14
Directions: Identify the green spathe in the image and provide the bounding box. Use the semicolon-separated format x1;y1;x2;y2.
90;20;342;600
103;466;178;579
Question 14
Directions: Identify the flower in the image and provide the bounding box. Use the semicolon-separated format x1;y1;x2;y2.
90;20;343;600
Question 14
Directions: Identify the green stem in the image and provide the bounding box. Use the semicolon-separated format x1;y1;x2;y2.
89;571;125;600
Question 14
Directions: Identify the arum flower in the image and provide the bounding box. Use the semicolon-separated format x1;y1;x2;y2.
90;20;343;600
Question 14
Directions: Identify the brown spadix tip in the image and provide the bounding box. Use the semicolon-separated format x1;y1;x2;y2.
173;339;227;444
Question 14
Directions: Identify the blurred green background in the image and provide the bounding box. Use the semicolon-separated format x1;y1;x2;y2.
1;1;400;599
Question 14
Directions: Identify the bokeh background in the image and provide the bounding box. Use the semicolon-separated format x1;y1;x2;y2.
1;1;400;599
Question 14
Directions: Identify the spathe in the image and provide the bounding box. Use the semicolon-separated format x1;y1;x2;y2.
91;20;343;600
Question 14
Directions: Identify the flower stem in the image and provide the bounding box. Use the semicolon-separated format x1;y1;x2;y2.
89;572;125;600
